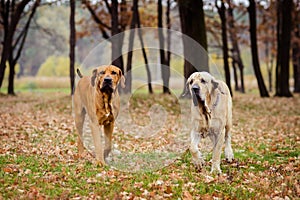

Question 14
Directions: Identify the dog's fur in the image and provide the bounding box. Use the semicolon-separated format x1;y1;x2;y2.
186;72;233;173
73;65;125;165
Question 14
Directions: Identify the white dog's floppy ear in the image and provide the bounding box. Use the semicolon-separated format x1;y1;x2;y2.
211;78;219;90
182;78;191;97
91;68;97;87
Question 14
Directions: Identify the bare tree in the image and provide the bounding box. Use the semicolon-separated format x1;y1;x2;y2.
83;0;128;73
0;0;40;94
158;0;170;94
227;0;245;93
124;0;152;94
216;0;232;96
293;6;300;93
136;0;153;94
178;0;208;95
275;0;293;97
248;0;269;97
70;0;76;95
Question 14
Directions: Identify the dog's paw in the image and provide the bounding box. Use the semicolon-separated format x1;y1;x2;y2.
225;149;234;163
210;163;221;174
193;158;205;172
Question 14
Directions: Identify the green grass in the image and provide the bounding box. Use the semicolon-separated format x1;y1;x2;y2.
1;91;299;199
1;143;295;199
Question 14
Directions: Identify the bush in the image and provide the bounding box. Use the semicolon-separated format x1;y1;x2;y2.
37;56;70;77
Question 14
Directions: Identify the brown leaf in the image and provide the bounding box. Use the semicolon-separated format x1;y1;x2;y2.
183;191;193;200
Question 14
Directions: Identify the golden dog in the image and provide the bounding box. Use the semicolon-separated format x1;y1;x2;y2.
73;65;125;165
186;72;233;173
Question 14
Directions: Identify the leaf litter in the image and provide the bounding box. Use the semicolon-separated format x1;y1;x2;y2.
0;92;299;199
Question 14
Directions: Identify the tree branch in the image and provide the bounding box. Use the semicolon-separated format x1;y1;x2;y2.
103;0;112;15
84;1;111;30
13;0;40;64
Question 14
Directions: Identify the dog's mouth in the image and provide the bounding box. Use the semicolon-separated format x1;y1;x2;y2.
100;77;114;93
191;84;204;106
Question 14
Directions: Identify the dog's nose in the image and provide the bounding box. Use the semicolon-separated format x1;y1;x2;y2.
192;84;200;91
104;77;112;83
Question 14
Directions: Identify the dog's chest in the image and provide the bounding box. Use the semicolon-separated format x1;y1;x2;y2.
97;112;114;125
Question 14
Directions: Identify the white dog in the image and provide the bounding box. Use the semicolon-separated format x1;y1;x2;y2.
186;72;234;173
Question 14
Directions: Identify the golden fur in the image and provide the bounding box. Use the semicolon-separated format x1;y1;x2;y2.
73;65;125;165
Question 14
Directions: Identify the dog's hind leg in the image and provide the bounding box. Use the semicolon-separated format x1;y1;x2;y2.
75;108;86;157
190;130;205;171
224;125;234;162
104;122;114;160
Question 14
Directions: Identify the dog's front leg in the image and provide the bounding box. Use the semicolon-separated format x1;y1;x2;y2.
211;129;225;174
190;129;205;171
90;122;105;165
104;122;114;159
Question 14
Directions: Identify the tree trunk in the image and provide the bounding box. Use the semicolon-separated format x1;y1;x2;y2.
7;54;16;95
124;0;138;94
232;59;239;91
248;0;269;97
111;0;124;73
227;0;245;93
292;4;300;93
158;0;170;94
275;0;293;97
166;0;171;67
217;0;232;96
1;0;39;94
178;0;208;95
136;0;153;93
70;0;76;95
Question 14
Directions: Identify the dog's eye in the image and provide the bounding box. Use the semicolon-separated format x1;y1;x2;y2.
201;79;206;84
99;71;105;75
190;80;193;85
111;71;117;75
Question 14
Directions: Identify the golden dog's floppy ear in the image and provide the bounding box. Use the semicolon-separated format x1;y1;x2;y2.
91;68;97;87
118;70;126;88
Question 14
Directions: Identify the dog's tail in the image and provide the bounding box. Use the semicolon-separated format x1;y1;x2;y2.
77;68;83;78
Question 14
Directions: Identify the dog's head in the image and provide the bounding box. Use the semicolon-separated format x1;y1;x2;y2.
91;65;125;94
186;72;218;106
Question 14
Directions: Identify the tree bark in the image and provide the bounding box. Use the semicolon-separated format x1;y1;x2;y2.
136;0;153;93
275;0;293;97
248;0;269;97
124;0;138;94
227;0;245;93
178;0;208;96
292;3;300;93
0;0;39;94
158;0;170;94
69;0;76;95
111;0;124;73
217;0;232;96
0;0;33;88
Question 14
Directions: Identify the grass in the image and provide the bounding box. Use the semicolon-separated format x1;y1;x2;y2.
0;89;299;199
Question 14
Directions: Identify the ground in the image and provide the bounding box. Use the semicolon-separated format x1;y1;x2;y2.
0;91;299;199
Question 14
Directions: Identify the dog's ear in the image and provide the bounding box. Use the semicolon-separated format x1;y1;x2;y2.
211;78;219;90
91;68;97;87
182;77;191;97
118;69;126;88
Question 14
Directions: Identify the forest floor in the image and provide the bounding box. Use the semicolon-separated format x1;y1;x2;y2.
0;91;299;199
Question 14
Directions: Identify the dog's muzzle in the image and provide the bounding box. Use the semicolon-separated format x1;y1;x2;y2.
191;84;201;106
101;76;114;93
